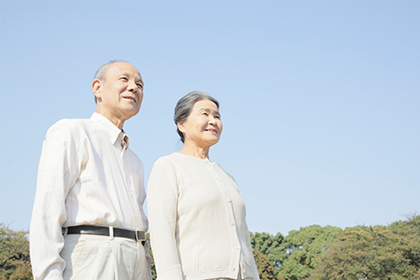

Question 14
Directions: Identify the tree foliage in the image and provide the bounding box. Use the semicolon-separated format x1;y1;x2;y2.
250;231;284;269
146;233;157;280
3;215;420;280
310;214;420;280
277;225;342;280
0;223;32;280
253;248;284;280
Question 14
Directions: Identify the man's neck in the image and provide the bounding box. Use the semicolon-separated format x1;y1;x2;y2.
95;110;125;130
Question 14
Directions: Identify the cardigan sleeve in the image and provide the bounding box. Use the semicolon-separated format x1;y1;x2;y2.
147;158;184;280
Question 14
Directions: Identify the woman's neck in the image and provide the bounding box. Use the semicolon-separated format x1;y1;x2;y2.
179;143;210;160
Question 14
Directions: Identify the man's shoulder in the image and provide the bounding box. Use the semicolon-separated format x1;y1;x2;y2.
51;117;87;127
46;118;93;138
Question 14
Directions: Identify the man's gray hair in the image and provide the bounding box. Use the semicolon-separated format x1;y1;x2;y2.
174;90;220;143
93;60;126;103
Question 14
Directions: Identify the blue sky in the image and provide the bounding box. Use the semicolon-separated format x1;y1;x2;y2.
1;0;419;236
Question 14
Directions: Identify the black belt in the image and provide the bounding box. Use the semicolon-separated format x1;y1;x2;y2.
62;225;146;245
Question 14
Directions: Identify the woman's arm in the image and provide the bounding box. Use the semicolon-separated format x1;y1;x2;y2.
147;160;184;280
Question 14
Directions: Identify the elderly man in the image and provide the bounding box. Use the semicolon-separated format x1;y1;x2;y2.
30;61;151;280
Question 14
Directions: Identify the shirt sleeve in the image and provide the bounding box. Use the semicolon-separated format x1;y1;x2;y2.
147;159;184;280
30;121;83;280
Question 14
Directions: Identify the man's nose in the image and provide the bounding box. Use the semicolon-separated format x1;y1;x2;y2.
128;80;138;92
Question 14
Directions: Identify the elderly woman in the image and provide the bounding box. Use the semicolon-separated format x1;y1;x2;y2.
147;91;260;280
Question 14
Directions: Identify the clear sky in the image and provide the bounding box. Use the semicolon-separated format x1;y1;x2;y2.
0;0;419;236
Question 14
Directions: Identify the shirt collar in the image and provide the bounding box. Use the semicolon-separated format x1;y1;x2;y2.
90;112;130;148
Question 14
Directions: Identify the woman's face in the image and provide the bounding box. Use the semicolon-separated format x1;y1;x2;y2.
178;99;223;148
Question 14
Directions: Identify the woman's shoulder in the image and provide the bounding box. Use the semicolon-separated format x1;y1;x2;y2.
154;152;203;164
153;153;173;164
153;153;212;173
152;153;184;167
150;153;194;177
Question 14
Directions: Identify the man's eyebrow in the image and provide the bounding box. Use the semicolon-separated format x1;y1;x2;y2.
120;72;144;84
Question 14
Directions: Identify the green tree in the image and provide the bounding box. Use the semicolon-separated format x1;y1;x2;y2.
250;231;285;270
253;248;283;280
146;233;157;280
8;263;32;280
310;215;420;280
277;225;342;280
0;223;32;280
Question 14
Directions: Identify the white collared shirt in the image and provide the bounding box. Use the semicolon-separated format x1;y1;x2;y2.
30;112;148;280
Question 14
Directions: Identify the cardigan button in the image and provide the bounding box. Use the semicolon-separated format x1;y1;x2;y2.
229;220;235;226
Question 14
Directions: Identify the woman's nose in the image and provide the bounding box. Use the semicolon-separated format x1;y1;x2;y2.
208;115;216;124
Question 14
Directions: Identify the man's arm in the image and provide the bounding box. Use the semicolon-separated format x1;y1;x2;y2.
30;121;82;280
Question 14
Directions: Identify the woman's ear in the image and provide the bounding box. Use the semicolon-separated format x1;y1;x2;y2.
177;121;186;134
92;79;102;101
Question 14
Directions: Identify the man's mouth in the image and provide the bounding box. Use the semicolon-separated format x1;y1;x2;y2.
123;96;136;103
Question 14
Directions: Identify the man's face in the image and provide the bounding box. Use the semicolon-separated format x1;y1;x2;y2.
93;62;144;123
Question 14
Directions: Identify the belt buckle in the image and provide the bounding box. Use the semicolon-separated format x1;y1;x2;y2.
62;227;68;237
109;226;114;239
135;230;145;242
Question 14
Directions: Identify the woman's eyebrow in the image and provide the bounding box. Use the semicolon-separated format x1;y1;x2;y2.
199;108;220;113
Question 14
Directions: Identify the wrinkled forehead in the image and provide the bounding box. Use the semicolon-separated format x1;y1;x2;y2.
106;62;142;80
192;99;220;116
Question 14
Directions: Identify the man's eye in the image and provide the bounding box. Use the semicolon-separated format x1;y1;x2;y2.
136;83;143;88
121;77;128;81
215;115;220;119
203;112;208;116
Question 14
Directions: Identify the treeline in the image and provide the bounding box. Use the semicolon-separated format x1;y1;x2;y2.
250;214;420;279
0;225;32;280
1;215;420;279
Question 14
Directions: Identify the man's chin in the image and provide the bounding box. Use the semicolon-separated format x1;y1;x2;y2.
124;107;141;118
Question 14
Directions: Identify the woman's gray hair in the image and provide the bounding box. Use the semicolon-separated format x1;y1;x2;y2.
174;90;220;143
93;60;126;103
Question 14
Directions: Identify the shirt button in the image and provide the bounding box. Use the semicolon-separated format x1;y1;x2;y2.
226;197;231;203
235;244;240;250
230;220;235;226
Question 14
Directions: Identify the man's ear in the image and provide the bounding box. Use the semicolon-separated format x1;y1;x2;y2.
92;79;102;101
